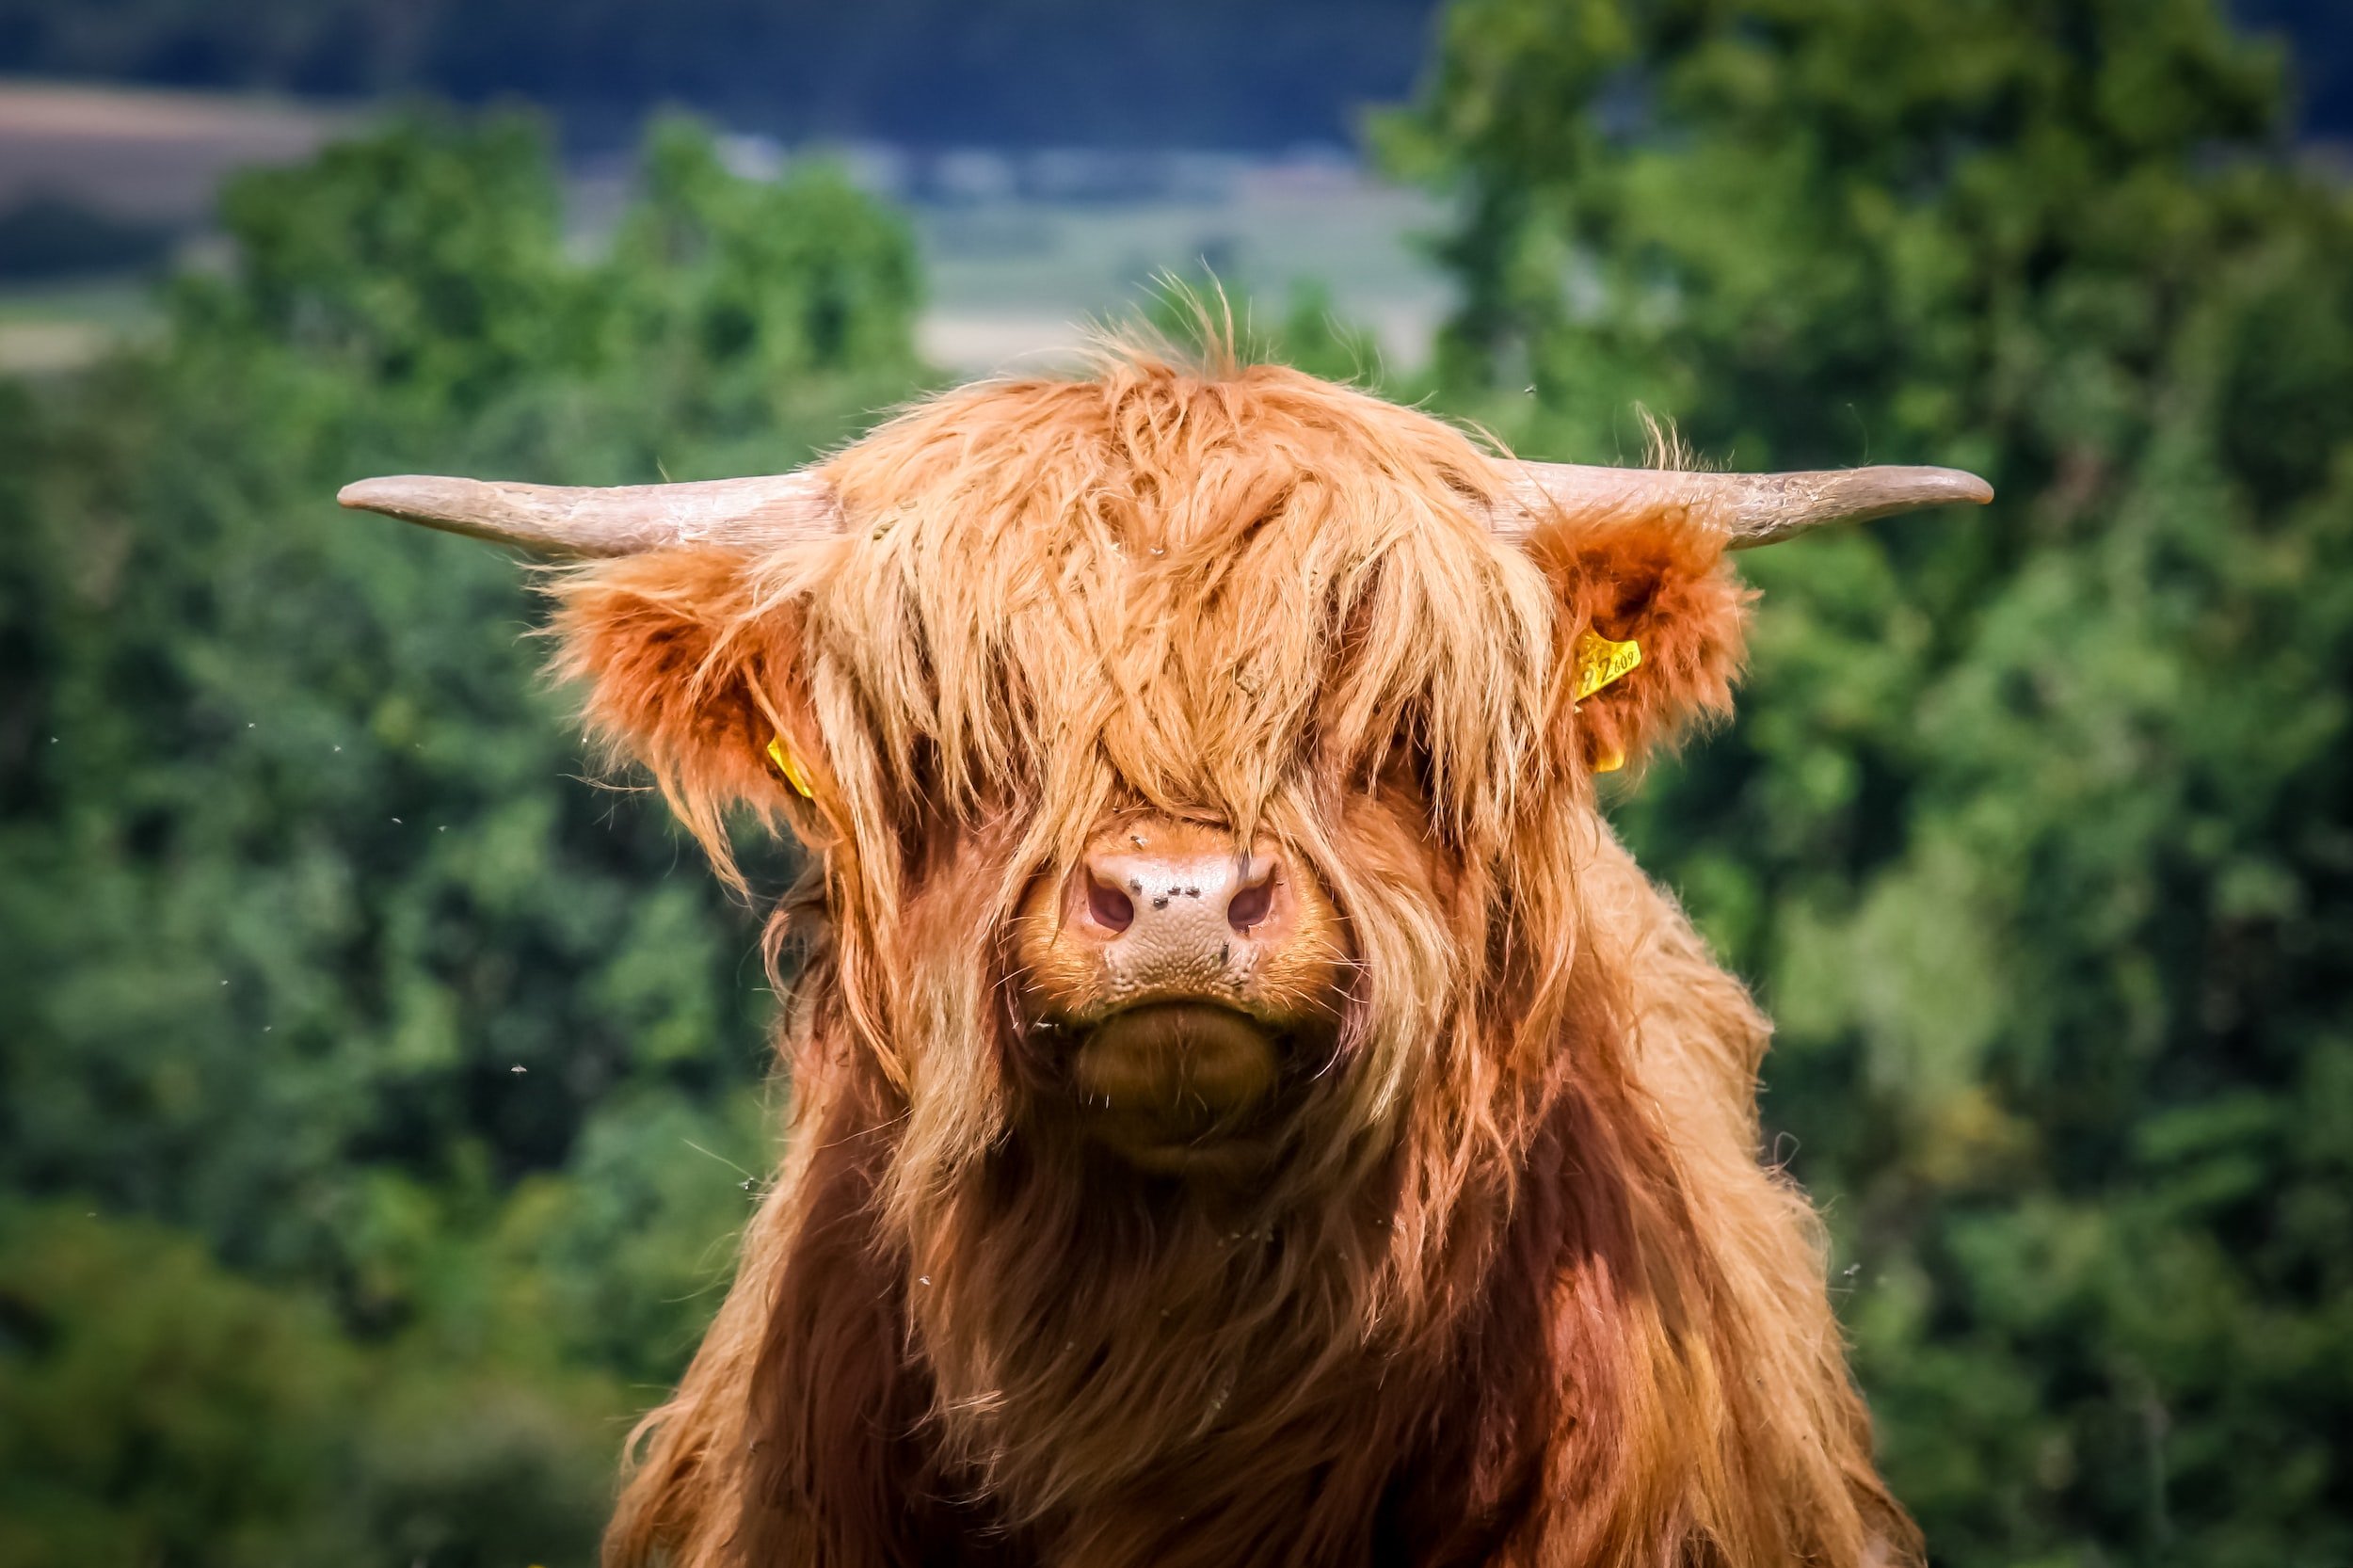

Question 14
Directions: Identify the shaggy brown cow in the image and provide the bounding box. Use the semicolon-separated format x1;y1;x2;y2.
341;343;1989;1568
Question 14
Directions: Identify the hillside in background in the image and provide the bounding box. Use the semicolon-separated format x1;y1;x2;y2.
0;83;1452;377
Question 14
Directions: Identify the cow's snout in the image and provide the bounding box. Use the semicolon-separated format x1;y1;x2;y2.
1013;817;1349;1172
1070;840;1286;985
1021;818;1337;1019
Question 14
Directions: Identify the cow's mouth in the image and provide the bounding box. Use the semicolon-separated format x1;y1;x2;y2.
1067;1001;1285;1173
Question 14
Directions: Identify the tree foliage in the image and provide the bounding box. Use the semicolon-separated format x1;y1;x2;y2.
1391;2;2353;1562
0;110;921;1562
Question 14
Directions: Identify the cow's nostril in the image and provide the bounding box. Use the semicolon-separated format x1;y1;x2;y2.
1226;871;1274;933
1086;873;1136;934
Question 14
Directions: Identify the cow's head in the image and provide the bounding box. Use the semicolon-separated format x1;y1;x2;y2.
343;351;1985;1200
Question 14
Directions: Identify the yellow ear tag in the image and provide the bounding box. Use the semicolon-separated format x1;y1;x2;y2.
765;733;815;799
1573;632;1640;775
1572;631;1642;703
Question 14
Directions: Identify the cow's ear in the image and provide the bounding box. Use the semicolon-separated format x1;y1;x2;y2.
1523;513;1753;776
548;548;827;869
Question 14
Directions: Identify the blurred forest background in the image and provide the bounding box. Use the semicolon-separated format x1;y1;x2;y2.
4;2;2351;1565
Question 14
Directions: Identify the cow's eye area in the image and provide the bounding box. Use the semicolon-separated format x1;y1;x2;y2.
1370;732;1440;812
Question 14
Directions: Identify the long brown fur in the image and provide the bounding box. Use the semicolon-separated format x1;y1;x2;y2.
552;345;1919;1567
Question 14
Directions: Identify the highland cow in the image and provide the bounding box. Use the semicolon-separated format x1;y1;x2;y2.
340;344;1990;1568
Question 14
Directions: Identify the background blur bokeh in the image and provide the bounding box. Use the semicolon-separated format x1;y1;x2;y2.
3;4;2350;1565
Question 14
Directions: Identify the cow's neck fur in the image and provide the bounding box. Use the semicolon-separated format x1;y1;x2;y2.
607;831;1908;1568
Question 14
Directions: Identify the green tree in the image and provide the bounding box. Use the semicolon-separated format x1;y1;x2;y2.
1394;2;2353;1562
0;110;925;1560
0;1202;363;1568
0;1198;626;1568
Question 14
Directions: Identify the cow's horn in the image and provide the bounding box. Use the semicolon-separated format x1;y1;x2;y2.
1502;463;1993;548
336;472;842;557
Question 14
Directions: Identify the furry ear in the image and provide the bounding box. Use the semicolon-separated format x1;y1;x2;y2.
548;548;828;877
1523;513;1753;776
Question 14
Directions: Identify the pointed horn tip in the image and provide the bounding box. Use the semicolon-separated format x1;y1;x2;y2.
1824;464;1993;511
338;476;457;517
1915;466;1994;506
334;475;570;552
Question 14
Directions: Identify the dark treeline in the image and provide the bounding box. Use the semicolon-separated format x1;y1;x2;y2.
0;0;1447;149
3;0;2348;147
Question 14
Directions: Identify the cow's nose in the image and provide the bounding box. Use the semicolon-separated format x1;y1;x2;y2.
1080;850;1273;937
1014;817;1345;1051
1072;839;1288;982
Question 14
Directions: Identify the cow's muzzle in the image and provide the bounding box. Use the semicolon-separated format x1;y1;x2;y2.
1014;817;1349;1173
